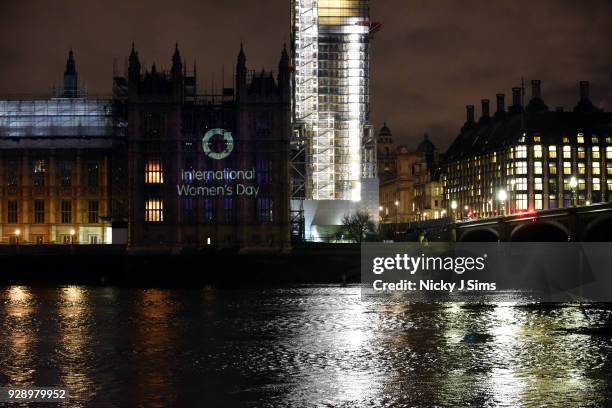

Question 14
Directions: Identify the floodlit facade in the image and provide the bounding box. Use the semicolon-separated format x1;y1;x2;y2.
291;0;378;240
444;80;612;219
0;52;126;245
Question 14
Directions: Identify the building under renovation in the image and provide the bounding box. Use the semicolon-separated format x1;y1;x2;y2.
0;51;126;245
291;0;380;241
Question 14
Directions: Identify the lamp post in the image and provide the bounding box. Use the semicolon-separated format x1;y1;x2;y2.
509;178;516;214
394;200;400;235
70;229;76;245
497;189;508;216
450;200;458;241
569;176;578;207
14;228;20;246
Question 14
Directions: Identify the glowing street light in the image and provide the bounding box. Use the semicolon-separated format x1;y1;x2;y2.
570;176;578;206
450;200;458;210
70;229;76;244
497;189;508;216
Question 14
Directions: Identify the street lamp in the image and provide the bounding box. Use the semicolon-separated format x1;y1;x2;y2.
394;200;400;233
70;229;76;244
497;189;508;216
569;176;578;207
14;228;20;246
450;200;458;241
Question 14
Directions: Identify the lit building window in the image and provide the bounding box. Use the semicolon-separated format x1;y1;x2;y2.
578;162;585;175
145;199;163;222
577;134;584;144
534;161;543;174
515;161;527;175
145;160;164;184
548;146;557;159
593;178;601;190
533;145;542;158
563;161;572;175
592;162;601;175
549;162;557;175
592;146;600;159
577;147;585;159
607;163;612;175
535;194;543;210
33;159;47;187
516;177;528;191
516;193;528;210
563;136;570;144
533;136;541;143
563;145;571;159
516;145;527;159
606;146;612;159
592;136;599;144
534;178;543;191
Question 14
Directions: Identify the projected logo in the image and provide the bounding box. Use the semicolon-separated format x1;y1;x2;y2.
202;128;234;160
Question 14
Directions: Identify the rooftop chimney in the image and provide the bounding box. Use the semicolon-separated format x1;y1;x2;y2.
531;80;541;99
481;99;490;118
579;81;590;100
466;105;475;122
512;87;522;108
496;93;505;114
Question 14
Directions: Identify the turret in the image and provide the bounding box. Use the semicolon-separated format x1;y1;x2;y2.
278;44;290;100
63;49;78;97
236;43;247;99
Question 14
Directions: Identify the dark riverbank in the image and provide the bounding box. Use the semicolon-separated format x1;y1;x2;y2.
0;244;361;286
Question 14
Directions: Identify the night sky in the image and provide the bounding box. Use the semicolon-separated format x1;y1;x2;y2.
1;0;610;150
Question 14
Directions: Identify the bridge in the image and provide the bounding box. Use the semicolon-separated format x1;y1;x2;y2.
455;202;612;242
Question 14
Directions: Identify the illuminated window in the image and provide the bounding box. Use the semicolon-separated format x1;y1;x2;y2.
563;136;570;144
563;145;571;159
535;193;543;210
592;136;599;144
549;162;557;175
515;161;527;175
145;160;164;184
592;146;600;159
548;146;557;159
516;193;528;210
578;162;585;175
593;178;601;190
592;162;600;175
606;146;612;159
33;159;46;187
563;161;571;175
577;134;584;144
534;178;543;191
516;177;528;191
145;199;163;222
533;145;542;158
534;161;543;175
516;145;527;159
533;136;541;143
607;163;612;175
577;147;585;159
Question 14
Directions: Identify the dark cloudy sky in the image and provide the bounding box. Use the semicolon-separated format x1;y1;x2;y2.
1;0;610;150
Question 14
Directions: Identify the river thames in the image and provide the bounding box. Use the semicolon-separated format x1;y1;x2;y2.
1;285;611;407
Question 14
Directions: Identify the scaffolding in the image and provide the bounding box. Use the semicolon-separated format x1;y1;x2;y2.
292;0;371;201
0;98;118;138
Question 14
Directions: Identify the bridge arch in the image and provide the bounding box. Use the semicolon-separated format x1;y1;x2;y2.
510;220;569;242
458;228;499;242
582;215;612;241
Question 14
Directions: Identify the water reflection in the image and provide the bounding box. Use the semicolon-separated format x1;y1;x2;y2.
0;286;610;407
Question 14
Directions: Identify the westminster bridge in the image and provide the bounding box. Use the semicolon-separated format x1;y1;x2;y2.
384;202;612;242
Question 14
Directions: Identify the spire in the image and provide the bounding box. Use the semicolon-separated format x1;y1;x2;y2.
63;49;78;97
171;42;183;77
236;43;247;98
128;42;141;78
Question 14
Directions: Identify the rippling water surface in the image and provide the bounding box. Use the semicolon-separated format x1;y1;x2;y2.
0;286;611;407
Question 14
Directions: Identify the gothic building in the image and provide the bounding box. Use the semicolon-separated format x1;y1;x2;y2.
444;80;612;218
0;51;124;244
377;125;444;224
115;44;291;250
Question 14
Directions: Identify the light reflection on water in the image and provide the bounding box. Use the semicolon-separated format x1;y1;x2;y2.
0;285;610;407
